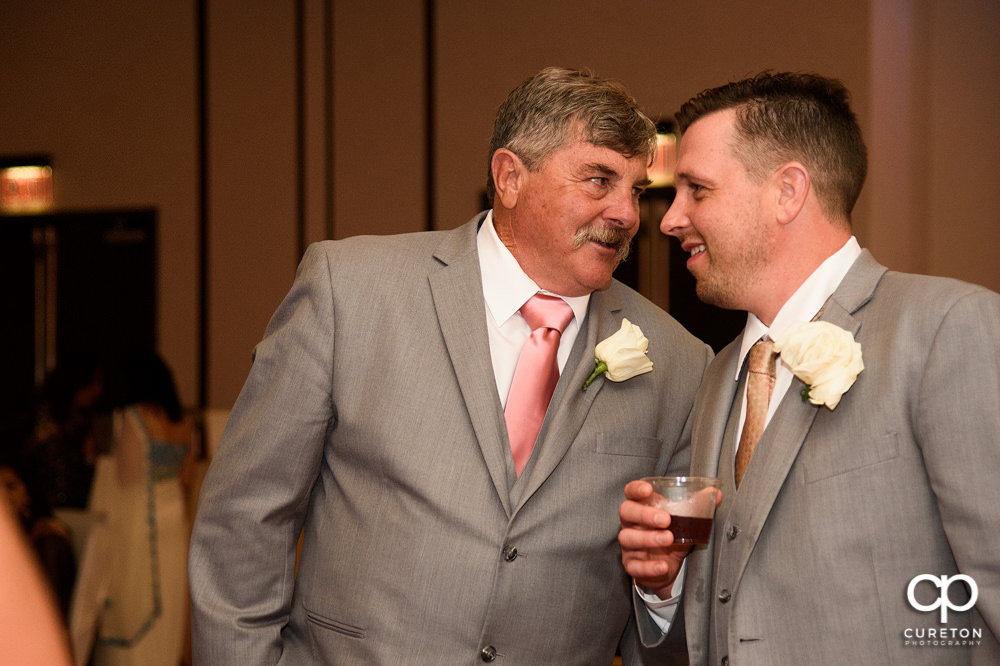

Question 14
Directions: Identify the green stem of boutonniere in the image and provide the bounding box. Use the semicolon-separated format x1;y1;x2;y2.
582;361;608;392
799;385;812;402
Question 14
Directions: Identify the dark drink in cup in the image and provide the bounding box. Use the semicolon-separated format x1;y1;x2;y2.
668;514;713;544
642;476;720;545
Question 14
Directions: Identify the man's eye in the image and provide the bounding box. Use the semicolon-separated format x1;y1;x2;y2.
589;177;609;187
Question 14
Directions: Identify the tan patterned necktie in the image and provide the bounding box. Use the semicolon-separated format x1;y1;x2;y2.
735;338;777;487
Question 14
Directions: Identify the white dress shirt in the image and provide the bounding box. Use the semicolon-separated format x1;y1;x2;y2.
643;236;862;632
477;211;590;406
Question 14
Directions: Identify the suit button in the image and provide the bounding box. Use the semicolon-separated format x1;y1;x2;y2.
481;645;497;662
718;589;732;603
726;525;740;540
502;545;518;561
721;657;729;665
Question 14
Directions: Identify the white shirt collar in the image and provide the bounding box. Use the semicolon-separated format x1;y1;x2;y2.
735;236;862;379
477;210;590;325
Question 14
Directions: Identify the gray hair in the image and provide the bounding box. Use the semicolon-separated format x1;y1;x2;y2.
486;67;656;203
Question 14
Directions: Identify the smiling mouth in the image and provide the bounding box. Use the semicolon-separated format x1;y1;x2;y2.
689;244;706;257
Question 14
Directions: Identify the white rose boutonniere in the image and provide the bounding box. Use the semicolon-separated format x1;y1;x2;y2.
772;320;864;410
581;319;653;391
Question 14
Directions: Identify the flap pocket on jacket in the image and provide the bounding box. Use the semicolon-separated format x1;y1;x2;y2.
305;610;366;639
802;431;899;484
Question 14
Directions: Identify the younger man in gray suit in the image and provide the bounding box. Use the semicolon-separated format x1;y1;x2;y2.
189;67;711;664
619;72;1000;664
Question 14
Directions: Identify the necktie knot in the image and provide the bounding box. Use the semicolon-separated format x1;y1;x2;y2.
747;338;776;376
520;294;574;333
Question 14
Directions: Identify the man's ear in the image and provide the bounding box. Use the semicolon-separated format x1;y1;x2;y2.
774;161;809;224
491;149;524;209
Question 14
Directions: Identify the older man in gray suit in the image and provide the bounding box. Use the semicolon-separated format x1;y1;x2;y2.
189;67;711;664
619;71;1000;664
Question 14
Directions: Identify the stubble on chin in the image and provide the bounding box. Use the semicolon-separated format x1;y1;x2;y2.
694;278;740;310
692;247;768;311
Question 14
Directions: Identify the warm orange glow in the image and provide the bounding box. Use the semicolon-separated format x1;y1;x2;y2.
1;164;53;212
648;132;677;188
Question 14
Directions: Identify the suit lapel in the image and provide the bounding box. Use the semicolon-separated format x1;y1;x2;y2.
825;249;885;317
685;339;743;663
691;339;743;479
428;214;514;515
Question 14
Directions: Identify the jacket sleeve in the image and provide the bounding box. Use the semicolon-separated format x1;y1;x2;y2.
188;243;337;664
915;286;1000;650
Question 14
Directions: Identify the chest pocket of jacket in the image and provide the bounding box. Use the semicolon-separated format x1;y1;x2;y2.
801;431;899;484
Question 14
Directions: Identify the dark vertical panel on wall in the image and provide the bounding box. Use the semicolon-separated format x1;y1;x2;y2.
296;0;307;256
197;0;209;410
325;0;335;239
323;0;334;238
425;0;435;231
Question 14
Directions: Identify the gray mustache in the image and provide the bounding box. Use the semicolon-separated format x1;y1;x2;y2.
573;225;632;263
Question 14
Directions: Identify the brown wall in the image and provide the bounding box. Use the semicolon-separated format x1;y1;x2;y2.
2;0;997;411
0;2;200;403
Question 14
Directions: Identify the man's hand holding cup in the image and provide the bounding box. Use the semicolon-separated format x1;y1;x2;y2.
618;476;721;599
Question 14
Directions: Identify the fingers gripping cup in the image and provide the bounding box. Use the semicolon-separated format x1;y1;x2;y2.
642;476;721;544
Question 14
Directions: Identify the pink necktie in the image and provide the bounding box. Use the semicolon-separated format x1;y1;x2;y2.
735;338;777;487
505;294;574;476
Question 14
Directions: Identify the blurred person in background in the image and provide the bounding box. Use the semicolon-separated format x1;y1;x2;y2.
90;350;196;666
29;352;104;510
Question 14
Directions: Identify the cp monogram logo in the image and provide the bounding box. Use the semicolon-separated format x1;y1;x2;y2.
907;574;978;623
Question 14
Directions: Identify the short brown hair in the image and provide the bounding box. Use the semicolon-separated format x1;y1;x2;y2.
676;71;867;221
486;67;656;203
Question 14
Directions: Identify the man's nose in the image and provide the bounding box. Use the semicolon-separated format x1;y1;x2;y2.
605;186;640;230
660;195;689;237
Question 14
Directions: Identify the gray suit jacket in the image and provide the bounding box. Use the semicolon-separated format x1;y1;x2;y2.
673;251;1000;665
189;213;712;665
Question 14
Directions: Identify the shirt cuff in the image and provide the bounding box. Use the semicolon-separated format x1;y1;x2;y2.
635;559;687;633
